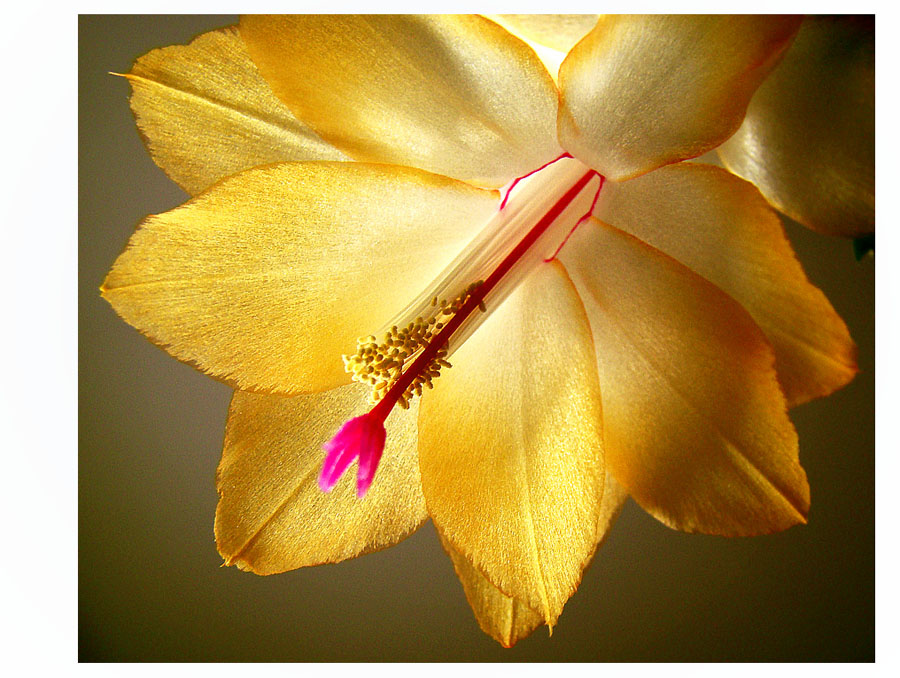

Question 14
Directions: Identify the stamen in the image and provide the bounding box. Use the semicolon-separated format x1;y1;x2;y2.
343;282;484;405
321;157;605;496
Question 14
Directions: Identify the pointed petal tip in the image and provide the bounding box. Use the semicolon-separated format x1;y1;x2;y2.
99;267;117;297
418;264;604;628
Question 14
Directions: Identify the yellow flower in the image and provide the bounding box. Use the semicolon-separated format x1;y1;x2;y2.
102;15;868;646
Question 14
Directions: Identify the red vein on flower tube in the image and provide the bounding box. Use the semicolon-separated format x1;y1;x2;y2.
321;166;603;497
500;152;572;209
544;174;605;262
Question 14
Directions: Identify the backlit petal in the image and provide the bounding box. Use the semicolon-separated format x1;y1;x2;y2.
439;530;543;648
558;15;801;180
125;26;346;196
240;14;561;187
592;471;630;541
599;163;857;406
717;16;874;237
215;384;426;574
102;162;498;394
417;262;605;627
561;219;809;536
438;471;626;647
487;14;598;52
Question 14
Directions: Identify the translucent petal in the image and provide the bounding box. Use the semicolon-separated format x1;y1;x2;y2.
438;529;543;648
215;384;426;574
598;163;857;406
595;472;630;538
102;162;499;394
558;15;801;181
417;262;605;627
438;472;626;647
125;26;346;196
487;14;599;52
561;219;809;536
240;14;561;188
717;17;874;237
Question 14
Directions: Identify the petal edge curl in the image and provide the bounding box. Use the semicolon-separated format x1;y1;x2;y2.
558;15;801;181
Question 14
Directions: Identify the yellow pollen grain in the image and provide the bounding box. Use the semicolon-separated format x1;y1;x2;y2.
342;282;484;404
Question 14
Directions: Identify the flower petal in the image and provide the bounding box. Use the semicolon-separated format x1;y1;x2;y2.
215;384;426;574
438;530;544;648
438;472;626;647
417;262;605;627
560;219;809;536
239;14;561;187
558;15;801;181
487;14;598;52
598;163;857;406
102;162;498;394
717;17;874;237
125;26;346;196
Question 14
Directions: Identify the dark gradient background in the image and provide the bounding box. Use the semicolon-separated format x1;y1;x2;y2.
79;15;875;662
